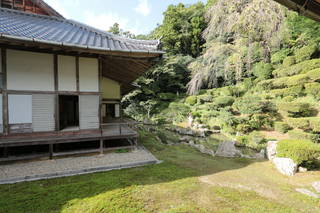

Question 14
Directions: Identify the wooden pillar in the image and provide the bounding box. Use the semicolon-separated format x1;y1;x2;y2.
98;57;103;131
1;48;8;136
49;144;53;159
76;56;80;92
99;139;104;155
53;54;59;131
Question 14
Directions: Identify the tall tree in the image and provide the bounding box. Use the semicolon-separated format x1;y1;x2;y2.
152;2;207;57
187;0;286;94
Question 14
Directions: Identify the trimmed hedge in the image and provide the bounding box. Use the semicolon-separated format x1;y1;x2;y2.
273;59;320;77
288;129;320;143
305;83;320;98
274;122;291;133
214;96;234;107
306;68;320;81
185;96;197;105
277;102;312;117
282;56;296;67
233;96;274;115
236;131;267;151
270;86;304;97
286;118;311;130
277;139;320;165
294;44;318;63
197;94;213;103
286;74;310;86
287;117;320;132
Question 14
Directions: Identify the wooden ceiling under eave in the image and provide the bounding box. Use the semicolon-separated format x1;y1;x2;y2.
101;56;159;95
274;0;320;22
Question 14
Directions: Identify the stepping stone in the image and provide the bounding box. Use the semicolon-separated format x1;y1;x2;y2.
296;188;320;199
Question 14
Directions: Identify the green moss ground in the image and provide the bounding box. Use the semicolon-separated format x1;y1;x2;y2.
0;130;319;213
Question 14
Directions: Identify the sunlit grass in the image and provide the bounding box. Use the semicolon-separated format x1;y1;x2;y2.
0;129;319;213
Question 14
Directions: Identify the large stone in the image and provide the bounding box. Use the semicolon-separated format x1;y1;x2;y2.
216;141;242;158
255;149;266;159
298;166;308;173
296;188;320;199
273;157;297;176
193;144;215;156
267;141;278;160
312;182;320;193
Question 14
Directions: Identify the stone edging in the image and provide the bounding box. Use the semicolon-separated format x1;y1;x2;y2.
0;159;161;185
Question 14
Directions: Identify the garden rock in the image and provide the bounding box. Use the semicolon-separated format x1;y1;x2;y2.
192;144;215;156
255;149;266;159
312;182;320;193
298;166;308;173
267;141;278;160
273;157;297;176
216;141;242;158
295;188;320;199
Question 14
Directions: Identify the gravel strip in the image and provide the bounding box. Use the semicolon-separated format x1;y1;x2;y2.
0;146;159;184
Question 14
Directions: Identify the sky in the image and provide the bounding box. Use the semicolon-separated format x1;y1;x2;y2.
44;0;206;35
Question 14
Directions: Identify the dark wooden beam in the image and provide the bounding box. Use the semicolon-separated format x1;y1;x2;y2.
76;56;80;92
1;48;8;136
53;54;59;131
49;143;53;159
6;90;100;95
98;57;102;130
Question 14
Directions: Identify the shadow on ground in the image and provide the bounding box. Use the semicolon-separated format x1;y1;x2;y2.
0;129;319;213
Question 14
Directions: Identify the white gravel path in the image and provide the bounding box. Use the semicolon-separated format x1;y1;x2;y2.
0;146;159;184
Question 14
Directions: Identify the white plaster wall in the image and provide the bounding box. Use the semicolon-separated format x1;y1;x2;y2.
79;57;99;92
8;94;32;124
58;55;77;91
7;49;54;91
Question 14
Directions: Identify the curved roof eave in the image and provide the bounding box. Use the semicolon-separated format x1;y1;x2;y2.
274;0;320;22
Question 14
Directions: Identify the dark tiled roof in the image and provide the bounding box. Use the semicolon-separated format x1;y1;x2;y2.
0;8;163;53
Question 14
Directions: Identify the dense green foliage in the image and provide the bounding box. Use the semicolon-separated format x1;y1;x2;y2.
151;3;207;57
124;0;320;152
277;139;320;166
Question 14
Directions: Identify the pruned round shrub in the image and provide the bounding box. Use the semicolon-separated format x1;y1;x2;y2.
270;86;304;98
287;117;320;132
252;62;273;80
282;56;296;67
197;94;213;103
282;96;295;102
286;118;310;130
271;49;291;65
233;96;274;115
294;44;318;63
214;96;234;107
277;102;313;117
274;122;291;133
277;139;320;166
288;129;320;143
306;68;320;81
309;118;320;132
286;74;310;86
305;83;320;99
185;96;197;105
257;79;275;90
273;59;320;77
236;131;267;151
